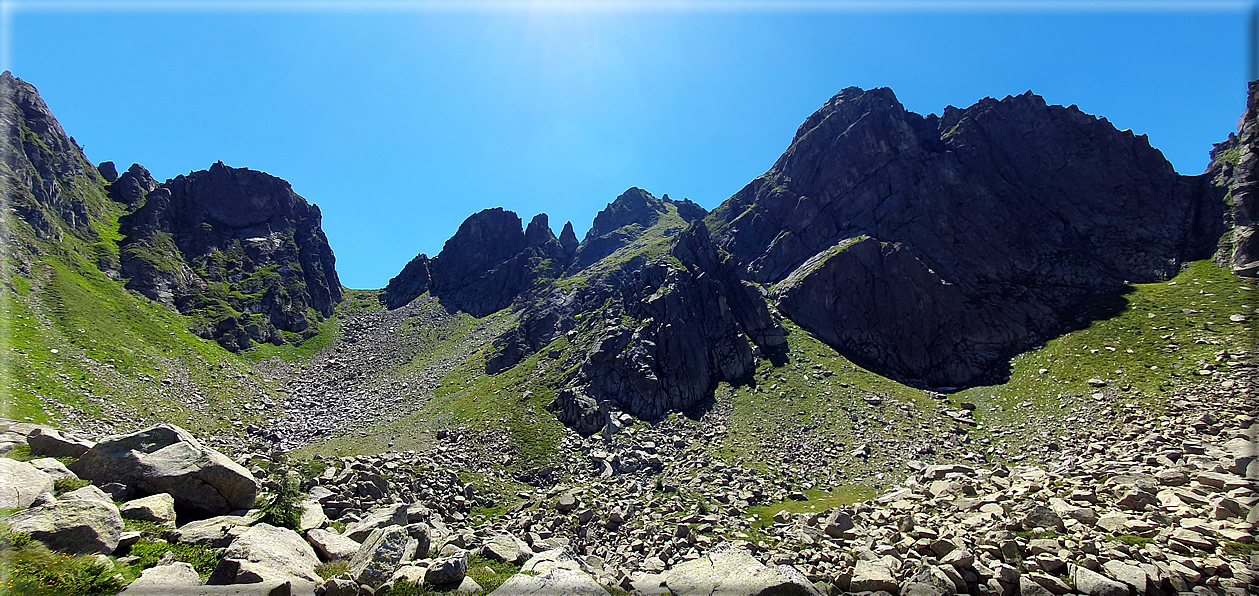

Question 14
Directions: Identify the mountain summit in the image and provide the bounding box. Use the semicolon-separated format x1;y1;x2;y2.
707;86;1226;387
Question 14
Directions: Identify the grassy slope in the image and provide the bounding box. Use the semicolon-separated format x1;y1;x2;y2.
1;179;281;437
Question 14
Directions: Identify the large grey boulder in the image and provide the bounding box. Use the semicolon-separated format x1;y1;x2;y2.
425;550;468;586
307;527;360;561
6;496;124;554
1071;564;1129;596
69;424;258;518
27;427;94;457
121;493;178;525
169;513;257;548
0;457;54;508
344;503;406;542
478;533;532;565
489;568;607;595
348;525;418;587
121;562;201;594
213;523;321;587
663;542;824;596
28;457;78;481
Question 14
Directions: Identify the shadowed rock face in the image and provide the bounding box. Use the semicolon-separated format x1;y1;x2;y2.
384;208;574;316
709;86;1225;388
1209;80;1259;277
119;161;342;350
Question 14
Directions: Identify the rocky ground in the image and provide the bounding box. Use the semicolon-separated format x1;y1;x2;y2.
254;296;514;451
4;347;1252;595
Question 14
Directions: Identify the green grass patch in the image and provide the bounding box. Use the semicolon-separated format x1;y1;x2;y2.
128;540;218;576
0;541;125;596
1109;534;1153;547
746;484;875;532
714;319;931;476
955;260;1256;434
315;560;349;580
52;478;90;495
122;520;168;541
1224;541;1259;556
465;555;522;592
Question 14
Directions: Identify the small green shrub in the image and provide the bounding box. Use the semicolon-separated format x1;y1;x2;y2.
128;541;218;575
257;471;303;531
4;444;34;462
1;522;32;548
314;560;348;580
53;478;91;495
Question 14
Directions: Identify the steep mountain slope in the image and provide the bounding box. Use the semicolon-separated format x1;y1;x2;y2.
1209;79;1259;277
706;87;1226;388
0;72;279;445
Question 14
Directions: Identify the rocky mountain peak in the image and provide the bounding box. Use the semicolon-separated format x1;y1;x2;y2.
430;207;526;291
584;187;669;240
524;213;557;248
558;220;579;256
1;71;109;241
107;163;158;205
119;162;342;350
711;85;1226;388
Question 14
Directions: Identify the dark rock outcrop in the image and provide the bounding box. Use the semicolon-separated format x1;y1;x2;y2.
108;163;158;205
708;87;1225;387
381;254;432;309
97;161;119;183
550;221;784;432
1;71;111;243
1209;80;1259;277
572;188;706;270
558;220;579;258
480;189;782;433
385;207;566;315
118;161;342;350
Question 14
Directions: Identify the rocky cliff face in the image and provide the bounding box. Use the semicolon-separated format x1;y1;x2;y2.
708;87;1225;387
479;189;784;435
383;208;575;316
119;162;342;350
0;71;112;246
1209;80;1259;277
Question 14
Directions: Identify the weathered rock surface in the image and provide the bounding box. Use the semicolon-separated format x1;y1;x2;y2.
663;542;823;595
348;525;420;587
214;523;321;586
710;86;1225;387
306;527;360;562
0;457;54;509
121;562;202;594
26;427;94;457
120;492;178;525
118;161;342;351
6;495;124;554
70;424;258;518
1209;79;1259;277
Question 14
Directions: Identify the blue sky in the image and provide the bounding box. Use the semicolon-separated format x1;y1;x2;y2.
4;1;1255;289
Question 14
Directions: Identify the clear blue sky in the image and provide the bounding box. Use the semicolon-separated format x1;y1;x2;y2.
4;1;1255;289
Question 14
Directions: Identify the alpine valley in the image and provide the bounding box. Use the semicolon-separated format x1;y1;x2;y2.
1;70;1257;596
